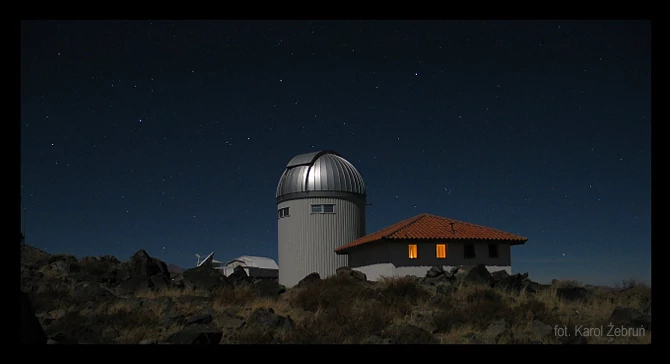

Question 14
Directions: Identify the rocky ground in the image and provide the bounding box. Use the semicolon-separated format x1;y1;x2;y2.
20;244;651;344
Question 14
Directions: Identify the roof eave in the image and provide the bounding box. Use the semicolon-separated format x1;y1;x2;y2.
335;237;528;253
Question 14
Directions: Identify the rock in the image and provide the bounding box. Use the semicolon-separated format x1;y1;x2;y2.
461;264;494;286
182;264;232;291
114;276;153;295
150;273;170;290
609;307;651;330
246;308;294;331
170;273;185;289
336;267;367;282
482;319;513;344
409;309;438;333
296;272;320;287
490;269;510;282
227;266;250;286
531;320;553;337
385;323;438;344
494;273;531;293
426;266;445;278
47;332;78;344
21;291;47;344
139;338;159;344
71;282;115;300
44;256;80;276
168;327;223;344
146;296;174;314
128;250;170;281
252;279;286;298
220;316;246;330
184;314;213;326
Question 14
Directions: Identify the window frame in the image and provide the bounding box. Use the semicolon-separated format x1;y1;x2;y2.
436;243;447;259
408;244;418;259
310;204;335;214
277;207;290;218
464;243;476;259
488;243;499;258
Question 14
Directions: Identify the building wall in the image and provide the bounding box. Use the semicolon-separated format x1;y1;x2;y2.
221;266;278;278
278;197;365;287
353;263;511;281
345;239;514;281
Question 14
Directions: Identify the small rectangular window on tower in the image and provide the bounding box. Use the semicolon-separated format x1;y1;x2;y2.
311;204;322;213
277;207;290;218
323;204;334;213
436;244;447;258
408;244;418;259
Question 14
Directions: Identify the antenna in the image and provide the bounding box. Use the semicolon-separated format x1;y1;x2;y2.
195;253;201;265
449;222;455;233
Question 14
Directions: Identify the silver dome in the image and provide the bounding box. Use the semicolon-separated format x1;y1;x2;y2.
276;150;366;202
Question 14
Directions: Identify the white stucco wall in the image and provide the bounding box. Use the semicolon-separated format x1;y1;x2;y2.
343;240;519;281
353;263;511;281
222;266;278;278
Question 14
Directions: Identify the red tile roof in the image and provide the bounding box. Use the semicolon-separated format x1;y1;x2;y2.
335;213;528;253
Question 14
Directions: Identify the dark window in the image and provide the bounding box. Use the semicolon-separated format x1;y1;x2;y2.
311;204;335;214
464;243;476;259
278;207;290;218
488;244;498;258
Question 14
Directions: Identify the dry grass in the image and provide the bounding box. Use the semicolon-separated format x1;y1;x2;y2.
31;274;651;344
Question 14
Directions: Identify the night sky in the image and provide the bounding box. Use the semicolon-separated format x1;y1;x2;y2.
20;20;651;286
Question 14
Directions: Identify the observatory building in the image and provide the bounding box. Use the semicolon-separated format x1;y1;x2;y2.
276;150;366;287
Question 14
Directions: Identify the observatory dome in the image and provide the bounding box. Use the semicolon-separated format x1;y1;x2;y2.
276;150;366;203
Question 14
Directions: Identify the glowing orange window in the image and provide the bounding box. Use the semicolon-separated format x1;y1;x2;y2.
436;244;447;258
408;244;418;259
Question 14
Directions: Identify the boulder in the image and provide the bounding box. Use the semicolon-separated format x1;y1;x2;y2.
482;318;513;344
461;264;494;286
182;264;231;291
227;266;250;286
609;307;651;330
296;272;321;287
384;323;438;344
128;250;170;281
336;267;367;282
426;266;445;278
246;308;294;331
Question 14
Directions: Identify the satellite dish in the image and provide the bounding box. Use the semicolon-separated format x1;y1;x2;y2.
197;251;215;267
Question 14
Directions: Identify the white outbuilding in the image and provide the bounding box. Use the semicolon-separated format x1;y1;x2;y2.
222;255;279;279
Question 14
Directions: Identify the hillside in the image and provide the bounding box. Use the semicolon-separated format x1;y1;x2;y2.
20;245;651;344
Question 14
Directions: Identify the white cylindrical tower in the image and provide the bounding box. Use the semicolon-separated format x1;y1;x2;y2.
276;150;366;287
